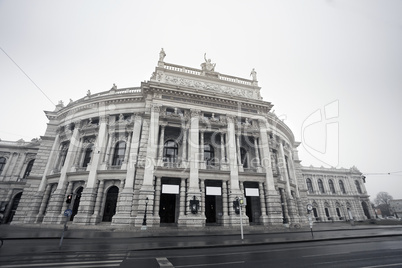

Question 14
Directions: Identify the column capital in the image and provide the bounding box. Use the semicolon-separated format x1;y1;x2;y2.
190;109;201;117
152;103;162;113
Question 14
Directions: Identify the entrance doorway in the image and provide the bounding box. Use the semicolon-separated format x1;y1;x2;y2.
205;195;216;223
205;180;223;225
5;192;22;223
70;187;83;221
102;186;119;222
159;178;181;225
244;182;261;225
159;193;176;224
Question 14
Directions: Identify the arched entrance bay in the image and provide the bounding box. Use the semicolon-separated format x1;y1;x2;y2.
102;186;119;222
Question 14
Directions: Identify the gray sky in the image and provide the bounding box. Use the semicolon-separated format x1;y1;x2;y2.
1;0;401;201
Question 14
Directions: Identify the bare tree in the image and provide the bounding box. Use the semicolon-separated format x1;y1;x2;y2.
374;192;393;217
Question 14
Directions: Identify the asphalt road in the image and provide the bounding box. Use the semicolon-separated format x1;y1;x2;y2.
1;227;402;267
125;236;402;267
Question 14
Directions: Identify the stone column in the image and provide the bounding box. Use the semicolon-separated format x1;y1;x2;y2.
121;132;132;170
158;124;166;166
90;180;104;224
182;124;188;165
75;114;108;225
15;152;27;180
222;180;229;226
179;109;205;227
236;133;243;172
72;137;84;171
220;132;225;163
200;130;205;169
226;115;244;226
136;104;161;227
112;115;142;225
200;179;205;215
279;142;292;197
259;182;267;218
43;123;80;224
178;178;187;223
153;177;161;216
57;124;80;190
280;188;290;224
103;134;113;168
254;137;261;167
258;118;282;225
35;184;53;223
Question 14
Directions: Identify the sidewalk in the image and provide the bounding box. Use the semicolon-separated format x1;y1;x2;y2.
2;221;402;241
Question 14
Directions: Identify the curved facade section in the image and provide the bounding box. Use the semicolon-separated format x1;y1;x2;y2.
4;55;374;227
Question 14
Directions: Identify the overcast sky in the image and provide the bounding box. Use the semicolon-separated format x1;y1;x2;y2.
1;0;401;201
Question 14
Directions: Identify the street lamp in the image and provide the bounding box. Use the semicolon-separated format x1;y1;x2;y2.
142;197;149;227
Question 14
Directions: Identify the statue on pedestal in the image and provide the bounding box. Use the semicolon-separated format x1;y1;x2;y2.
159;48;166;62
250;68;257;81
201;53;216;72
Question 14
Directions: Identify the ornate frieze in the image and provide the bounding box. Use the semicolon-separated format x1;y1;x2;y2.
164;75;259;100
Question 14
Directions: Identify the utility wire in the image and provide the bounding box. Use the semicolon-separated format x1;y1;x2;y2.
0;46;55;106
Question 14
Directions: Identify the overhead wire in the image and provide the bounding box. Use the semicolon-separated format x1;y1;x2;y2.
0;46;55;106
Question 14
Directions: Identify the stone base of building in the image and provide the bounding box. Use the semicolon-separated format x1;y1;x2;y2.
112;213;134;225
134;214;160;227
177;214;206;227
229;213;250;226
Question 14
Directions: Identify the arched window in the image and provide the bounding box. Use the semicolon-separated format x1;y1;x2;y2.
306;178;313;193
318;179;325;193
82;144;93;167
112;141;126;166
163;140;178;163
339;180;346;194
240;147;248;168
329;179;336;194
355;180;362;194
23;159;35;178
0;157;6;175
204;144;215;166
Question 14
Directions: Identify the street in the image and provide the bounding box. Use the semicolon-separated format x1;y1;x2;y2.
1;225;402;267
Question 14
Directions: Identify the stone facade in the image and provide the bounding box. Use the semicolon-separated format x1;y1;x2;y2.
0;139;40;223
2;52;375;228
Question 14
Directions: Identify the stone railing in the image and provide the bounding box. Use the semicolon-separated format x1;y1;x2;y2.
162;63;254;87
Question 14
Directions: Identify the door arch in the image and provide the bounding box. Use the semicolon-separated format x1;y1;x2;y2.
5;192;22;223
102;186;119;222
70;187;83;221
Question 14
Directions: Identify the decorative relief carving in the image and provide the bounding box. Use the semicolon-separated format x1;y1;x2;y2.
164;75;258;100
152;104;162;113
0;152;11;159
190;109;201;117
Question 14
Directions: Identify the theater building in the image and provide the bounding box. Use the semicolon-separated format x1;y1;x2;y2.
2;51;375;227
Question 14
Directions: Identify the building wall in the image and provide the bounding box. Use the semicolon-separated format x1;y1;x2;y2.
3;57;375;227
0;139;39;223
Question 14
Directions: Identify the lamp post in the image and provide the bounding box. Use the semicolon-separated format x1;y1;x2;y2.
142;197;149;230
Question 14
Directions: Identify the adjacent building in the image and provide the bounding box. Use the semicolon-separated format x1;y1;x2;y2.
1;51;375;228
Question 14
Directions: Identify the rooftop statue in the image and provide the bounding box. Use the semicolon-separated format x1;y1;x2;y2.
201;53;216;72
250;68;257;81
159;48;166;62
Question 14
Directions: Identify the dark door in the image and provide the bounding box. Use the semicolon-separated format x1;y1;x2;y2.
102;186;119;222
70;187;83;221
205;195;216;224
159;194;176;224
5;192;22;223
362;202;371;219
